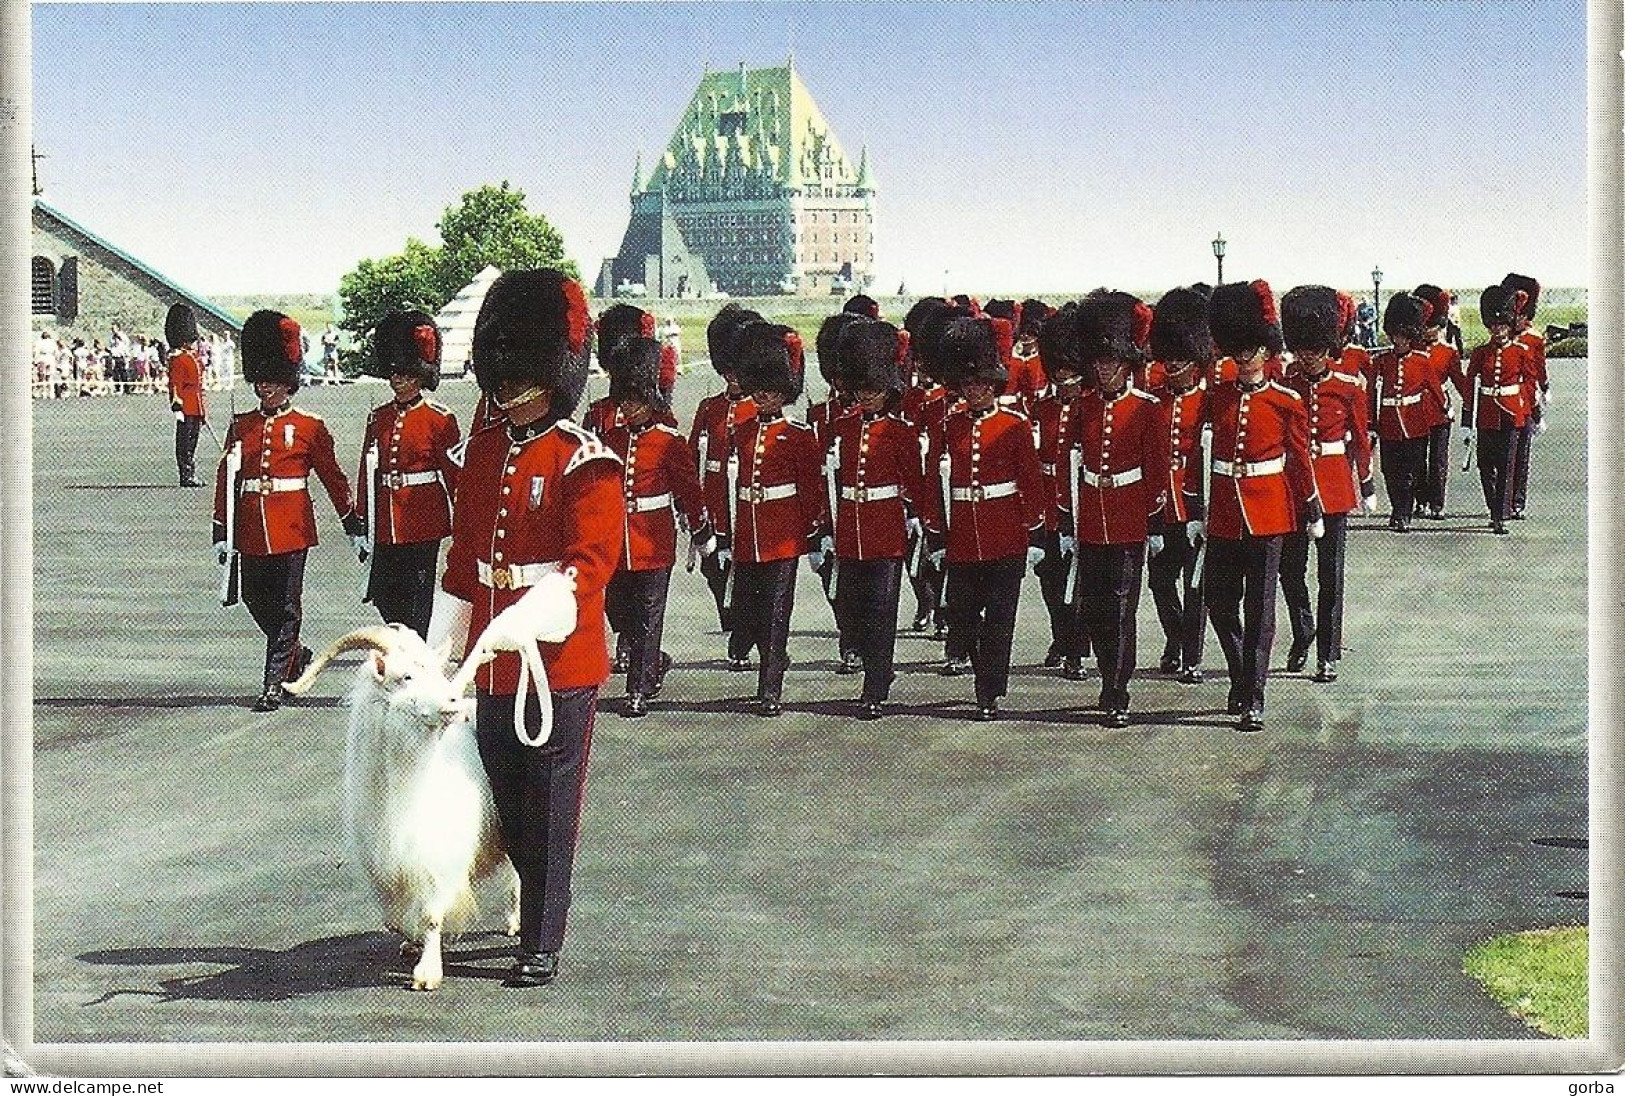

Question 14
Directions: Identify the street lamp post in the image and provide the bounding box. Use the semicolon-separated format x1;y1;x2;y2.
1372;265;1384;325
1212;232;1226;285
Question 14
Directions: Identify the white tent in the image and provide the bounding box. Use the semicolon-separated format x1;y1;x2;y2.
434;264;502;378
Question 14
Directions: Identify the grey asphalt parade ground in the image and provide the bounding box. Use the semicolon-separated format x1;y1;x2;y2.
22;361;1589;1051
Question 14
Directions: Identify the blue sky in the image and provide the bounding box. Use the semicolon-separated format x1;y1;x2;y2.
32;2;1588;296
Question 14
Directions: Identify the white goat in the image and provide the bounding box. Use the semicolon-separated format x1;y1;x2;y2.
284;623;518;991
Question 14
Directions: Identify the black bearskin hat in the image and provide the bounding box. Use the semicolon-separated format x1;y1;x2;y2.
906;300;974;382
1036;301;1083;384
843;294;881;319
1280;286;1341;356
470;269;593;416
929;315;1005;389
164;303;199;349
1208;280;1284;356
1412;284;1451;329
705;303;763;377
1018;298;1054;340
1382;293;1429;340
815;311;863;386
1074;291;1153;374
241;310;306;392
1501;273;1541;320
597;302;656;364
606;336;668;411
370;309;443;390
1150;286;1216;365
733;321;806;401
837;318;905;395
1479;284;1518;327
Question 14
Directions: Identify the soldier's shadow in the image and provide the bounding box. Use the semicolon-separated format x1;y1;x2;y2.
77;932;516;1003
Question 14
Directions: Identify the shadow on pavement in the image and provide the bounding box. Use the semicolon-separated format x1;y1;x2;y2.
36;696;344;710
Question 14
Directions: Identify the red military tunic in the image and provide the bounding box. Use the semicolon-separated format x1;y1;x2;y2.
584;395;675;436
690;390;756;538
922;405;1047;562
442;418;624;694
213;405;356;556
1148;372;1209;524
1212;354;1284;386
1281;370;1372;516
167;349;205;417
1424;342;1462;423
1059;386;1170;545
1032;385;1080;533
1370;347;1450;440
724;413;828;564
1336;345;1373;387
602;420;707;571
1462;340;1538;431
1204;379;1319;539
356;396;461;546
1514;329;1549;406
1004;347;1047;411
830;410;924;561
808;394;851;451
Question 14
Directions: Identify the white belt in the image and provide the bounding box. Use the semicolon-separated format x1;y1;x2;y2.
1213;455;1286;478
704;459;724;472
1312;439;1347;457
628;491;673;512
1483;384;1522;397
1080;466;1143;489
840;484;901;502
1039;462;1057;476
1382;393;1424;407
478;559;561;591
737;483;798;503
950;480;1018;502
380;469;441;490
239;475;308;495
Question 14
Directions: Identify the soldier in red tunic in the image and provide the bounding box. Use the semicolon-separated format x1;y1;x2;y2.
1502;272;1548;520
900;298;959;637
723;322;829;716
1460;284;1539;534
354;310;462;638
1369;293;1451;532
427;269;624;988
1412;284;1460;519
690;305;762;655
985;299;1045;413
165;304;206;487
810;310;863;672
1278;287;1376;682
1203;281;1321;732
1031;303;1088;678
829;318;924;719
919;316;1048;721
600;337;713;717
584;304;678;441
1056;292;1170;727
1144;286;1215;685
212;311;364;711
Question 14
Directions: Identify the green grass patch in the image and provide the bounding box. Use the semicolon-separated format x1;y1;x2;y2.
1463;926;1588;1038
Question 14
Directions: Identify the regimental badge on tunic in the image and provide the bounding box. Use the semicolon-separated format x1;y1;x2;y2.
529;476;545;509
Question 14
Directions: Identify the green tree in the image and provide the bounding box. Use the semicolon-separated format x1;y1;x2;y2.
334;182;580;373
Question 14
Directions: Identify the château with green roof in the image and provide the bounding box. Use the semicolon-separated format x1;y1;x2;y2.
598;59;877;299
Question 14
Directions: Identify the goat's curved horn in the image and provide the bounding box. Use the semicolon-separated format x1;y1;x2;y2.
283;625;401;696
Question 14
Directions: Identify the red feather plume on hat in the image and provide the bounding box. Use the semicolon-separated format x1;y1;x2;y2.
413;324;440;365
1418;299;1435;327
1130;301;1154;349
1335;292;1357;335
895;329;911;365
784;329;805;380
1250;281;1277;327
1513;290;1530;315
278;316;303;366
640;311;657;337
989;316;1014;367
562;277;590;354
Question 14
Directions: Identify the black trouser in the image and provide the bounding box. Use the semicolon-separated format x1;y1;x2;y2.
834;557;903;702
699;548;734;632
733;558;798;703
605;567;672;696
817;554;855;659
1380;436;1429;521
1279;512;1348;666
1477;427;1517;523
906;527;945;630
365;539;441;639
174;415;202;484
945;556;1025;706
1420;421;1452;512
1511;415;1537;513
475;687;597;955
240;549;307;691
1146;520;1206;670
1205;535;1282;715
1034;531;1084;660
1075;541;1145;711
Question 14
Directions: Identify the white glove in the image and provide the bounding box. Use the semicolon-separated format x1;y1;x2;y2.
807;548;826;571
1459;426;1473;446
905;516;923;538
696;533;719;557
1187;520;1205;546
717;547;732;566
174;410;186;423
350;534;369;563
213;540;228;565
1058;534;1077;559
820;534;835;556
1361;493;1379;515
1534;415;1548;436
426;588;473;661
1309;518;1326;540
473;570;578;658
1026;545;1046;569
1538;387;1550;409
929;548;947;570
1147;534;1165;557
